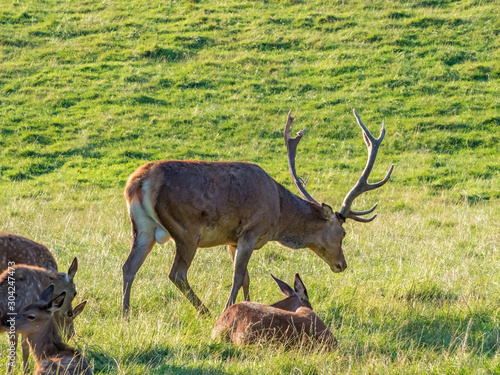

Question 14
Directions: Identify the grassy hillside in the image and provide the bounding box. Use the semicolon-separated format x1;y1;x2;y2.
0;0;499;374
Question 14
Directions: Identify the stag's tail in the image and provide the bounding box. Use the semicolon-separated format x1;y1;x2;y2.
124;161;159;202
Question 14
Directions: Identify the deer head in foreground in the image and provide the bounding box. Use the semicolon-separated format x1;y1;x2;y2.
0;259;79;325
10;285;92;375
122;109;393;316
0;234;80;337
0;258;79;373
213;273;336;349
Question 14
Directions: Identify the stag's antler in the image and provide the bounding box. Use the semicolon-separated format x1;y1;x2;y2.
284;111;319;205
339;109;394;222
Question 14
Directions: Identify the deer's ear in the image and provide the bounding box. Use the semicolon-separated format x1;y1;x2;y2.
271;274;296;298
48;292;66;314
72;301;87;319
321;204;335;220
293;273;309;301
39;284;55;305
68;257;78;281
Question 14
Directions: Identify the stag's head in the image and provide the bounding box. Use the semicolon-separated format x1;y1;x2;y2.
307;204;347;272
284;110;394;273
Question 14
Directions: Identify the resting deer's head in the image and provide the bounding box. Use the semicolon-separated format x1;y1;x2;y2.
13;285;66;336
270;273;312;312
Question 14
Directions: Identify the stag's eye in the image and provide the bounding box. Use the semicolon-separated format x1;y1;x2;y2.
27;315;36;321
67;311;73;317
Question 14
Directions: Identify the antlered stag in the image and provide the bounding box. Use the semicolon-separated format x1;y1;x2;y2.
213;273;336;349
122;109;393;315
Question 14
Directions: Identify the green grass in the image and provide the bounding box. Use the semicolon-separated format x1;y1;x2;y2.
0;0;499;373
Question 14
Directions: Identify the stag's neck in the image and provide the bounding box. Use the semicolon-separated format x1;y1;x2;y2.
26;319;68;363
273;184;324;249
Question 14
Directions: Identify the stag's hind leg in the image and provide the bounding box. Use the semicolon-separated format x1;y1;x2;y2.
122;217;158;317
123;191;172;317
228;245;250;301
169;241;209;315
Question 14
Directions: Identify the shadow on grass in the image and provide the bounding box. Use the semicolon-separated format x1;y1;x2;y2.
86;344;233;374
327;299;499;359
85;346;118;374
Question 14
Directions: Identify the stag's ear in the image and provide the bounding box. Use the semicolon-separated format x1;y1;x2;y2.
293;273;309;301
321;203;335;220
271;274;296;298
72;301;87;319
67;257;78;281
49;292;66;314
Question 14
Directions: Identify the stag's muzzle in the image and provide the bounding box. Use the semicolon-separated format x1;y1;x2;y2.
331;261;347;273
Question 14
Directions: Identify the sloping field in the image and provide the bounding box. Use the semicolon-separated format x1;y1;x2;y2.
0;0;499;373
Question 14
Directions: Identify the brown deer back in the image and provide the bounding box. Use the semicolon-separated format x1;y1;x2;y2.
0;233;58;272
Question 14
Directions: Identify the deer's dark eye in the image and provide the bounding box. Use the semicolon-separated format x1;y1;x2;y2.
67;311;73;317
27;315;36;321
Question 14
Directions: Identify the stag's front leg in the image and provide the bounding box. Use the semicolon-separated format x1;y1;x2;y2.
224;236;256;311
227;245;250;301
169;241;209;315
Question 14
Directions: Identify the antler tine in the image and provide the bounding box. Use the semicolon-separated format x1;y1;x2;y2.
339;109;394;222
348;203;378;223
350;203;378;216
350;214;377;223
284;111;319;205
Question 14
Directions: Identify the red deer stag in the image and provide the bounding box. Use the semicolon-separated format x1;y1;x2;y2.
122;109;393;316
6;285;92;375
213;273;336;349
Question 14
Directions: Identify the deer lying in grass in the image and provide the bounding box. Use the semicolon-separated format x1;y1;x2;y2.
123;109;393;316
0;259;78;373
213;274;336;349
7;285;92;375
